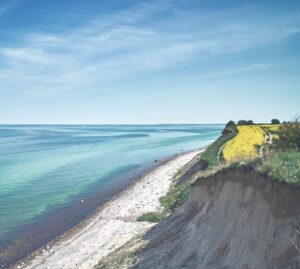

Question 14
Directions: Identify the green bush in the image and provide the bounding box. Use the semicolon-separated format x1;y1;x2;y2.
237;120;254;125
275;119;300;149
261;118;300;184
137;212;165;223
202;123;237;168
160;183;191;212
271;119;280;124
262;149;300;184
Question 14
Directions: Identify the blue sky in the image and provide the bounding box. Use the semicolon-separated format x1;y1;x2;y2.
0;0;299;124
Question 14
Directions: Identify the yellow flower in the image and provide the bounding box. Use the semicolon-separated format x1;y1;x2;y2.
222;126;265;162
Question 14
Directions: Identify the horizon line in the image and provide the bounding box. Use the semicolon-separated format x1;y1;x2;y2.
0;123;226;125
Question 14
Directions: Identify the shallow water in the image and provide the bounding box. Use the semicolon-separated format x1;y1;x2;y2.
0;124;222;265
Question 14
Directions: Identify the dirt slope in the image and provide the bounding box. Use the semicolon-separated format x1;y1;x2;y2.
129;167;300;269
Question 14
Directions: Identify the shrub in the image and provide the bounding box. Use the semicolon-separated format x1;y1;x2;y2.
274;118;300;149
202;129;237;167
222;121;236;135
137;212;165;223
271;119;280;124
226;120;236;128
237;120;254;126
237;120;248;125
160;182;192;212
261;118;300;184
262;149;300;184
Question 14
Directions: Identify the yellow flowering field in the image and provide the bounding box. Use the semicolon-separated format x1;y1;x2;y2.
259;124;281;140
222;126;265;162
258;124;281;132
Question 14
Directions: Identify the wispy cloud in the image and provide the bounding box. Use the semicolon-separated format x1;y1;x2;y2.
0;0;22;17
184;64;273;81
0;0;299;96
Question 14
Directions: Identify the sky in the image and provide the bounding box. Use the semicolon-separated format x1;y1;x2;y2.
0;0;299;124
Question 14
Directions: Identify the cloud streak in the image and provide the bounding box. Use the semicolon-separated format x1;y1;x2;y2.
0;0;299;96
0;0;22;17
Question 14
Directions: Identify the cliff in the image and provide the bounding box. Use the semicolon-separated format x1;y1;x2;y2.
99;166;300;269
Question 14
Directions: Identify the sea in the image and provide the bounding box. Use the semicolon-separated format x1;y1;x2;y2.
0;124;223;266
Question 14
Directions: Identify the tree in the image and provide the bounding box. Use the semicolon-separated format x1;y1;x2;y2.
237;120;254;126
226;120;236;128
223;120;236;135
271;119;280;124
237;120;248;125
275;118;300;149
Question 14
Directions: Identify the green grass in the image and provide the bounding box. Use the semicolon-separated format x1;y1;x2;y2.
136;212;165;223
139;121;299;225
160;181;192;213
262;149;300;184
201;131;236;168
137;167;198;222
137;125;238;222
137;181;193;223
158;128;237;214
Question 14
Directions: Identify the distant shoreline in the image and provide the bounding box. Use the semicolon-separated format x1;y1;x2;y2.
11;148;204;269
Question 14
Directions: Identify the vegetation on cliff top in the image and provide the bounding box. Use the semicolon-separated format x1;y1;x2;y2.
222;125;265;161
138;118;300;223
262;119;300;184
262;149;300;184
220;119;299;184
137;121;237;222
201;120;237;168
222;124;281;162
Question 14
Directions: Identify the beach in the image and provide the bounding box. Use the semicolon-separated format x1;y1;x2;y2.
16;149;204;269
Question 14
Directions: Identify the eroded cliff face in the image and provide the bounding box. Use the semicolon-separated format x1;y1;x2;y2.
130;167;300;269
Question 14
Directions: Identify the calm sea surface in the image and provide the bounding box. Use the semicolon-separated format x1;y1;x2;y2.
0;124;223;266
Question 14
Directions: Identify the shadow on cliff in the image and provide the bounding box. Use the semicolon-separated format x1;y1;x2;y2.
132;166;300;269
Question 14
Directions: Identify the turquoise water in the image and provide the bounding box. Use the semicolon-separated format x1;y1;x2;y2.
0;124;222;265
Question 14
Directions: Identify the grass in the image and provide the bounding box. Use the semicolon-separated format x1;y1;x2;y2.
136;151;204;223
137;122;298;224
258;124;281;133
261;149;300;184
201;130;237;168
136;170;195;223
136;212;166;223
157;128;237;214
222;125;265;162
260;120;300;184
160;181;192;213
156;126;238;215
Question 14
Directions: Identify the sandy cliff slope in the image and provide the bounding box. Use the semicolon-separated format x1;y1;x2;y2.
103;166;300;269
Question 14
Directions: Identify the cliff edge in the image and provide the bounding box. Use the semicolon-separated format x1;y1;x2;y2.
99;166;300;269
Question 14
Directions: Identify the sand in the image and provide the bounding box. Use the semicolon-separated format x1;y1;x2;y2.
19;149;203;269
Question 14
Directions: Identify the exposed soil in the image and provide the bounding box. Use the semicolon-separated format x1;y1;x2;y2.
99;166;300;269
